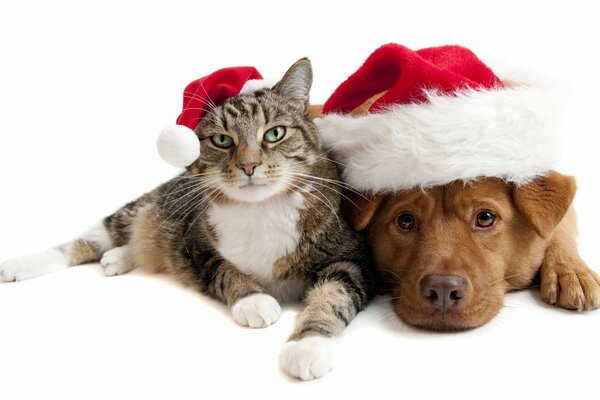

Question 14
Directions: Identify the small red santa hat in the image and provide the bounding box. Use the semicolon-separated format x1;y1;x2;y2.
157;66;271;168
316;43;559;192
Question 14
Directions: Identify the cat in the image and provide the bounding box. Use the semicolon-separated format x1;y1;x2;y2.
0;59;376;381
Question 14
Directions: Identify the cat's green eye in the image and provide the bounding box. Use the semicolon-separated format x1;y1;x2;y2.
264;126;286;143
211;134;234;149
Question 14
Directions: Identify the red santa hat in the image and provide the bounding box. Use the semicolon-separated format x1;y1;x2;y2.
157;66;271;168
316;43;559;192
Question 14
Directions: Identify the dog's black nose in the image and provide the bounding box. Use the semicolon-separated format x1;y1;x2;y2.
420;274;468;312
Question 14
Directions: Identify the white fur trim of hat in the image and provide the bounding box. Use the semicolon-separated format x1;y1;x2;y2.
316;44;561;192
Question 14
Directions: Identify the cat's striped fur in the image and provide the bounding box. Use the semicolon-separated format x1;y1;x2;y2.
0;59;376;380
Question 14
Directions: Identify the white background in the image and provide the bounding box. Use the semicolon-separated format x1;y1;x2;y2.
1;1;599;399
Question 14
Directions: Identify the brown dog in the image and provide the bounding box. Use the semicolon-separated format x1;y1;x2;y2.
342;173;600;330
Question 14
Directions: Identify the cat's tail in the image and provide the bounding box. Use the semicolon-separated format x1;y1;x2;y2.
0;221;116;282
0;192;154;282
1;190;155;282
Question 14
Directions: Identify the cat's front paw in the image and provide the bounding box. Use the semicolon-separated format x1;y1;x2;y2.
541;262;600;311
0;249;67;282
279;336;335;381
100;246;135;276
231;293;281;328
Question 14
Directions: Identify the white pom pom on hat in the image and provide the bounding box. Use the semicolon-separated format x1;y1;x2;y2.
240;78;275;93
157;125;200;168
157;66;267;168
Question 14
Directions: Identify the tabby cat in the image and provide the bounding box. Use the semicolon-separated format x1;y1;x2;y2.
0;59;376;381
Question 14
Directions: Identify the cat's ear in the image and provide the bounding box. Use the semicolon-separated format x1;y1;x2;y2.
273;58;312;111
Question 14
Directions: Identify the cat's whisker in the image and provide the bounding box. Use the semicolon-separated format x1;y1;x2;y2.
313;153;349;167
162;181;214;211
321;141;348;154
176;182;228;235
180;106;218;114
183;90;211;102
159;177;223;236
182;92;218;104
283;154;329;170
174;171;222;180
288;172;362;192
189;171;218;175
175;191;216;234
165;174;223;196
197;81;218;109
287;177;340;217
284;174;361;210
162;185;201;213
298;175;365;197
165;176;209;191
162;184;215;209
167;179;216;192
182;187;227;239
167;184;221;234
163;176;222;198
378;268;404;283
285;179;343;227
283;181;326;218
285;171;368;200
157;187;211;233
162;177;222;223
284;174;338;195
298;176;362;208
183;87;217;110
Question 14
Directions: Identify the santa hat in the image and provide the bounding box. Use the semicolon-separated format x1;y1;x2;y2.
315;43;559;192
157;66;272;168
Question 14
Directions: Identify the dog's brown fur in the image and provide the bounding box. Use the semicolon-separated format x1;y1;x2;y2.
342;174;600;330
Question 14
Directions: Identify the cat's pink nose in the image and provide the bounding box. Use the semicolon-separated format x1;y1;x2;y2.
238;162;260;177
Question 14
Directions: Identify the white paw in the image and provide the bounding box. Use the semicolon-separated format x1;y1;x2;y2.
231;293;281;328
0;248;67;282
280;336;336;380
100;246;135;276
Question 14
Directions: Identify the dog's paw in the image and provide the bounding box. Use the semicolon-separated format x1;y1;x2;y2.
279;336;336;381
100;246;135;276
541;263;600;311
0;249;67;282
231;293;281;328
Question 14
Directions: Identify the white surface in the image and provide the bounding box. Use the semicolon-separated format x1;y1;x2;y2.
1;1;599;399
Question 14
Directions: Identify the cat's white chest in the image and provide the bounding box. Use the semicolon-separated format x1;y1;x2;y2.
208;193;304;285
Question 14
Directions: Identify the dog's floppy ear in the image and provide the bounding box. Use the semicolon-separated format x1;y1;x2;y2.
512;171;576;238
341;190;384;231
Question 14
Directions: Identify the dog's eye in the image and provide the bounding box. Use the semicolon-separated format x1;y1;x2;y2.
475;210;496;228
396;213;416;230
